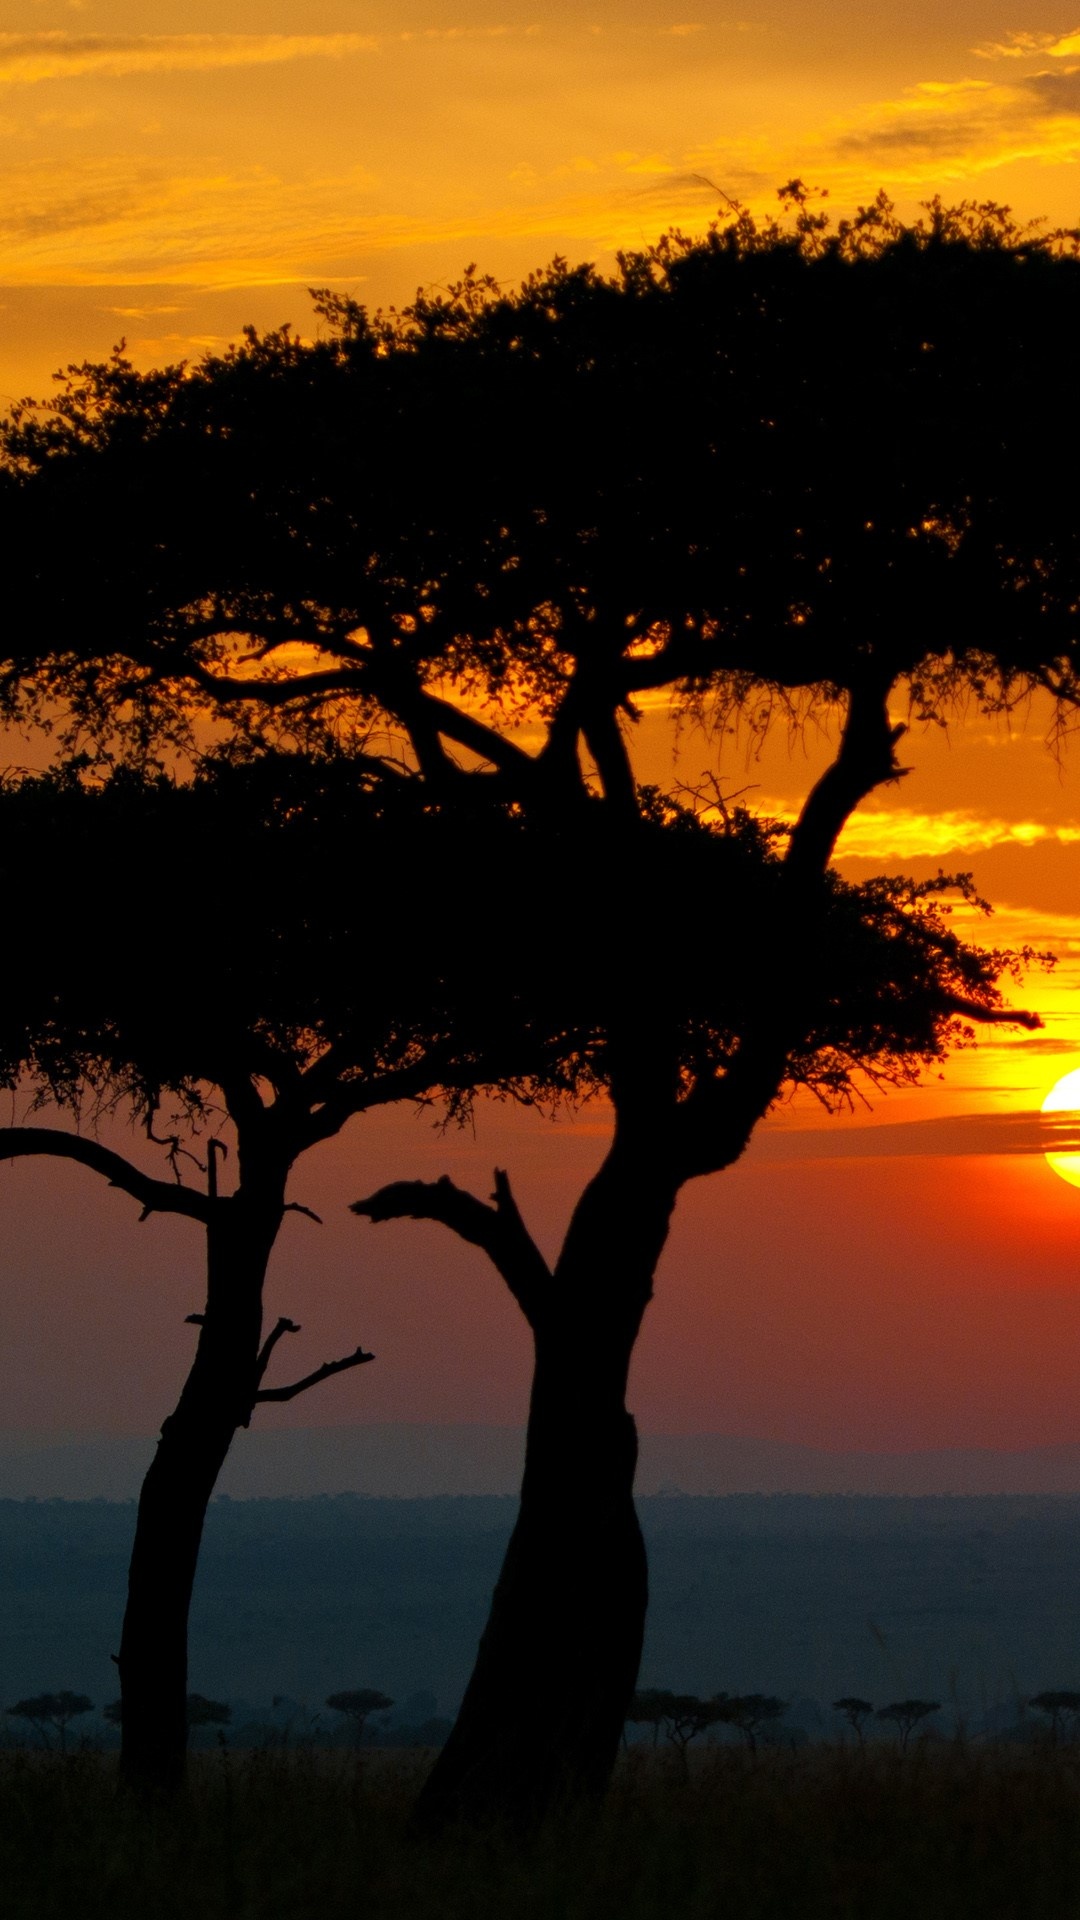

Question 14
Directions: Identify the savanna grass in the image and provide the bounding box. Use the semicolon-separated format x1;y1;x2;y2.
4;1739;1080;1920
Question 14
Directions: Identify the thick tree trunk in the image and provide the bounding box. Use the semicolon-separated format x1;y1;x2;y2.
415;1148;675;1831
116;1186;281;1794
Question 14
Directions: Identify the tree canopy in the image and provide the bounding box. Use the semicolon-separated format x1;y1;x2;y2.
2;194;1078;780
0;754;1031;1192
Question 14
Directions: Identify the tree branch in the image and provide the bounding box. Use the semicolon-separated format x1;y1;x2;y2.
784;678;907;881
581;705;639;818
941;996;1042;1031
189;656;537;790
187;662;367;709
411;688;539;784
351;1168;550;1327
671;678;918;1183
0;1127;211;1223
255;1316;301;1389
254;1344;374;1404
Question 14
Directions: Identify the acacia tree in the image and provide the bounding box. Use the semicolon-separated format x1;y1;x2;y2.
1028;1691;1080;1743
0;752;597;1795
626;1692;728;1764
1;192;1076;1821
834;1697;875;1745
713;1694;787;1755
876;1700;940;1752
326;1690;395;1746
5;1692;93;1753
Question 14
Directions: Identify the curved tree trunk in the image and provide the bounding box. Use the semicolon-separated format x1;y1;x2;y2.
117;1181;282;1794
415;1145;676;1831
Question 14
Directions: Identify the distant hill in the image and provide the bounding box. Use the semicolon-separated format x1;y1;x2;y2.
4;1493;1080;1731
6;1423;1080;1498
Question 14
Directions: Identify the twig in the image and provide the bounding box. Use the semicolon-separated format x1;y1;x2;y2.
284;1201;323;1224
255;1316;301;1387
254;1345;374;1404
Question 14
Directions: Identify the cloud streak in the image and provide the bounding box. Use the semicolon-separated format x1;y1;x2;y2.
0;33;380;87
748;800;1080;862
756;1109;1080;1163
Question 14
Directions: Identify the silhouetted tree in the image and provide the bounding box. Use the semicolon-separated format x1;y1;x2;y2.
713;1694;787;1754
1028;1691;1080;1743
626;1690;669;1748
326;1690;394;1746
1;191;1073;1824
354;848;1029;1827
105;1694;230;1731
833;1697;875;1744
186;1695;231;1731
0;753;590;1795
6;1692;93;1752
877;1700;940;1751
626;1690;729;1762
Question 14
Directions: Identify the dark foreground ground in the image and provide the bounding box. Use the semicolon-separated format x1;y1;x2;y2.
6;1742;1080;1920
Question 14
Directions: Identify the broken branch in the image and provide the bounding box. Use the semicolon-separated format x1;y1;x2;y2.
351;1167;550;1327
255;1316;301;1388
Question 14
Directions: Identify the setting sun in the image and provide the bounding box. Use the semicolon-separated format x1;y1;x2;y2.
1042;1067;1080;1190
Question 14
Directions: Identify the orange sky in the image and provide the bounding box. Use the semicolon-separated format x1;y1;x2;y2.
4;2;1080;399
4;4;1080;1458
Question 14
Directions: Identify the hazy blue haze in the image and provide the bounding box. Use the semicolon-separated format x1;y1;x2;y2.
4;1494;1080;1734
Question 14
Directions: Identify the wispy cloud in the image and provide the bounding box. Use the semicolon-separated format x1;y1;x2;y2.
1022;68;1080;113
836;809;1080;861
747;801;1080;862
756;1109;1080;1162
0;33;380;88
823;25;1080;177
975;28;1080;62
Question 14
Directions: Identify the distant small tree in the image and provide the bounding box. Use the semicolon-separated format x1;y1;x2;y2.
325;1690;394;1747
663;1695;728;1762
1028;1691;1080;1743
714;1694;787;1754
833;1697;875;1744
627;1690;735;1764
626;1689;671;1748
877;1700;940;1751
186;1695;231;1731
6;1692;94;1752
104;1693;230;1733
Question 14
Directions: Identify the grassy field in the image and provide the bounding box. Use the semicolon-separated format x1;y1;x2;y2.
5;1741;1080;1920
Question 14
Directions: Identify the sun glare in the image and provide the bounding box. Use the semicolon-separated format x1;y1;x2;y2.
1042;1068;1080;1189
